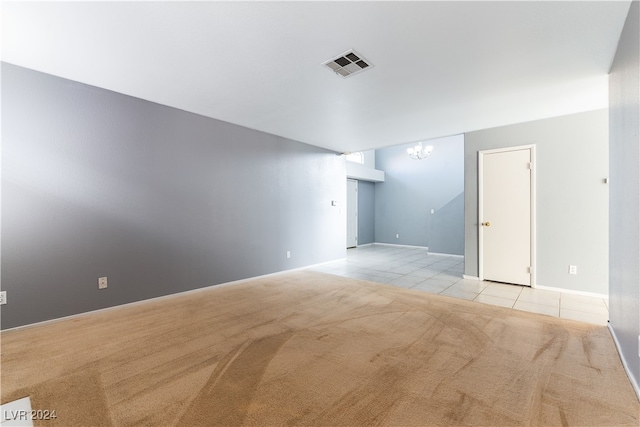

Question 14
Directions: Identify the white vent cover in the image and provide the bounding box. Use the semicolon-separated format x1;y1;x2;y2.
322;50;373;78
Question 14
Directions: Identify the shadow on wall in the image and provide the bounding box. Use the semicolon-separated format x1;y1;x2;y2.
429;192;464;255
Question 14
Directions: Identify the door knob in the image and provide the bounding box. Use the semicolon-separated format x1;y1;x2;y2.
482;222;491;227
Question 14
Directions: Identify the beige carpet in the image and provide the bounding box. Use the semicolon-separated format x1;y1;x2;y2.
1;271;638;426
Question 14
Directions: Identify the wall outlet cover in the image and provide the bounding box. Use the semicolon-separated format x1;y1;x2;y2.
98;277;108;289
0;291;6;305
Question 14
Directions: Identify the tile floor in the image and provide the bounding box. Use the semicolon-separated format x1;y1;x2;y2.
309;244;609;325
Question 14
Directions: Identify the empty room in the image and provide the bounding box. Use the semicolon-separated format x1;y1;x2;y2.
1;1;639;426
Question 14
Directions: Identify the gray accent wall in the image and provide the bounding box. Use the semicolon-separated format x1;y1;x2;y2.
375;134;464;255
357;181;375;245
464;109;609;294
609;0;640;396
1;63;346;329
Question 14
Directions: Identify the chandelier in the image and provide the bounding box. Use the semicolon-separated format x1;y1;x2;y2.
407;143;433;160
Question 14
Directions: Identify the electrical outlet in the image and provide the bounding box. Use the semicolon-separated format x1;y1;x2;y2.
568;265;577;275
0;291;6;305
396;234;400;239
98;277;108;289
286;251;291;259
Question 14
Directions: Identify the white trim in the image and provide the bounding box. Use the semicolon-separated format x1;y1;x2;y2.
0;259;347;333
462;275;480;281
346;178;358;249
478;151;484;280
428;252;464;258
530;146;537;286
608;323;640;402
372;243;429;250
346;161;385;182
478;144;536;286
534;284;608;300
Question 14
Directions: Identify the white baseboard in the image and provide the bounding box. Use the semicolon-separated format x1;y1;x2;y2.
534;284;608;300
372;243;429;250
608;323;640;402
0;258;347;333
369;243;460;257
429;252;464;258
462;275;480;281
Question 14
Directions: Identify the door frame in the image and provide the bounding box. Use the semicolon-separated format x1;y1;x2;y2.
346;178;358;248
478;144;537;287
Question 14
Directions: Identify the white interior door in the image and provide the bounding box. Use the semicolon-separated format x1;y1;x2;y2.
479;147;534;286
346;179;358;248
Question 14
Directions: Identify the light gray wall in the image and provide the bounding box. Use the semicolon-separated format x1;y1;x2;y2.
1;63;346;329
375;134;464;254
609;0;640;396
357;181;375;245
428;192;464;255
464;109;609;294
362;150;376;169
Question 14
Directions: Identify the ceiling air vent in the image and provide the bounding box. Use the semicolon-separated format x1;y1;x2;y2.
322;49;374;78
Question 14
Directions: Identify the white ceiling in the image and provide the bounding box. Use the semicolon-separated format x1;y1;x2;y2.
1;1;632;153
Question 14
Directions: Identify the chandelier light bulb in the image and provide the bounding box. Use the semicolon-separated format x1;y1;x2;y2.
407;143;433;160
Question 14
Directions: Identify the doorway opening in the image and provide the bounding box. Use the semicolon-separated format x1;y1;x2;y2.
346;179;358;248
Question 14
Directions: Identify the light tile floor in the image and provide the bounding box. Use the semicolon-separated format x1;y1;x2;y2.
309;244;609;325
